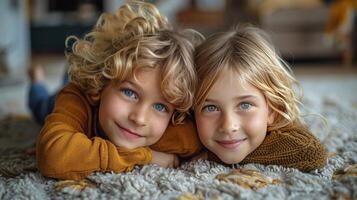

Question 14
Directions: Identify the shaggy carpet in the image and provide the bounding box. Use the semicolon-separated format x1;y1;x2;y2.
0;96;356;200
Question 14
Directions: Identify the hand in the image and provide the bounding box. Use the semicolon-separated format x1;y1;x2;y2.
150;150;179;168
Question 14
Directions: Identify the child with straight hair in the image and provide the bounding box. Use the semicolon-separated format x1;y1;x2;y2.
193;26;327;171
36;1;203;180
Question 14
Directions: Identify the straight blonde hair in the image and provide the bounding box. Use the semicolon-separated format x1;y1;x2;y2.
195;26;302;131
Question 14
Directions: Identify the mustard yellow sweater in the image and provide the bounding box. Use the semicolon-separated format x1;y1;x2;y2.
202;124;327;172
36;83;202;180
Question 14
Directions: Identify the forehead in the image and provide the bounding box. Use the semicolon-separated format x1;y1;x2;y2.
206;68;263;99
113;67;162;91
132;67;160;82
123;67;168;99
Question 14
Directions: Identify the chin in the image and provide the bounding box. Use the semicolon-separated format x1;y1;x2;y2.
218;154;245;164
115;142;138;150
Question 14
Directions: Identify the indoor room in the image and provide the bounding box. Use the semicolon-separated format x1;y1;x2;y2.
0;0;356;199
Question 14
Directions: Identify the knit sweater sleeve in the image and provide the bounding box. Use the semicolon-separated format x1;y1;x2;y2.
240;125;327;172
36;84;152;180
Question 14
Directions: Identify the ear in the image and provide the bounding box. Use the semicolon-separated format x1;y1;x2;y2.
267;109;276;125
90;93;101;102
86;92;101;106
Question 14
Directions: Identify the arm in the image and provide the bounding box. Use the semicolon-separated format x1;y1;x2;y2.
241;125;327;172
150;120;203;158
150;150;179;168
36;84;152;180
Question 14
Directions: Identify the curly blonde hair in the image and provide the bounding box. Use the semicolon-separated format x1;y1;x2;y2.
66;1;203;124
194;26;302;131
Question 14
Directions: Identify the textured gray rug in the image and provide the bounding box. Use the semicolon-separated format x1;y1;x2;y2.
0;96;356;200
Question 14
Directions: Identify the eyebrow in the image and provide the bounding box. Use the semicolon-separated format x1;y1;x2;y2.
205;95;258;102
124;80;142;92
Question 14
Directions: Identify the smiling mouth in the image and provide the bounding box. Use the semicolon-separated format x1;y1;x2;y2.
216;138;247;149
115;122;143;140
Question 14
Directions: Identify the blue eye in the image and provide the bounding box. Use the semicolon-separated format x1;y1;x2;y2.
153;103;167;112
239;102;252;110
202;105;218;113
121;88;138;100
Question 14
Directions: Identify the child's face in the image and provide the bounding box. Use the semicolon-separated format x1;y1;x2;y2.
98;67;175;149
195;69;274;164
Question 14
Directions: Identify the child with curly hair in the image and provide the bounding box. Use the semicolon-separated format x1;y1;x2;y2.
36;1;203;180
193;26;327;172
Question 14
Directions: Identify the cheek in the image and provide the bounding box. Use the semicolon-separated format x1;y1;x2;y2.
244;112;268;136
100;94;128;121
195;115;214;141
150;115;171;138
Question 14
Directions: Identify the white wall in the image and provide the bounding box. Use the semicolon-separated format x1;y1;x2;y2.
0;0;30;75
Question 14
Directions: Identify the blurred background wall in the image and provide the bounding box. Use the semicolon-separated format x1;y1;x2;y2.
0;0;356;80
0;0;30;79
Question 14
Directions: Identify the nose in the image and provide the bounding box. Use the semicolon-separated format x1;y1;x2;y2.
218;111;239;134
128;105;147;126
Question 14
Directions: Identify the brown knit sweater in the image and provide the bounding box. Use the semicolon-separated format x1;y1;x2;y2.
202;124;327;172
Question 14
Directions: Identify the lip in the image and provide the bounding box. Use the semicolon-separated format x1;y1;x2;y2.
216;138;247;149
115;122;143;140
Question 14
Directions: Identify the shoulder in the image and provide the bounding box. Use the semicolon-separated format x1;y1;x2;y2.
57;83;97;107
266;124;317;146
54;83;94;117
243;123;327;171
45;83;96;135
267;124;328;170
58;83;84;97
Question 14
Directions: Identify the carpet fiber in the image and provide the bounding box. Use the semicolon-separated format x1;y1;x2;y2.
0;96;356;199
